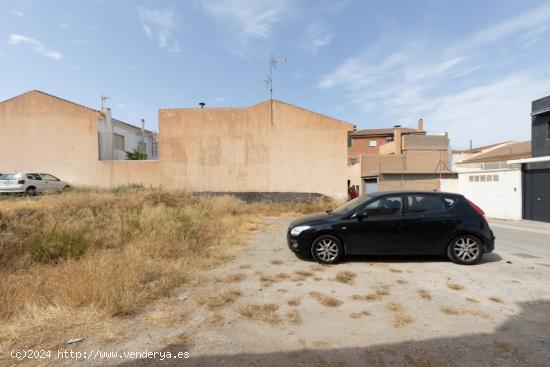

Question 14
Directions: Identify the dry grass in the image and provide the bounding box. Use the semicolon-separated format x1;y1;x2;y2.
440;306;462;316
219;273;247;283
350;284;391;302
285;309;302;324
385;302;413;327
310;264;329;272
0;190;332;347
389;268;402;273
333;271;357;285
270;260;284;265
489;296;504;304
196;289;242;310
350;310;370;319
256;272;291;287
237;303;281;325
446;282;465;291
417;289;432;301
287;297;301;306
403;353;442;367
396;279;408;284
309;292;343;307
494;341;519;354
466;297;479;303
292;270;315;281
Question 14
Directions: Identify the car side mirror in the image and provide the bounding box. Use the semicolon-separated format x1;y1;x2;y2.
354;209;368;219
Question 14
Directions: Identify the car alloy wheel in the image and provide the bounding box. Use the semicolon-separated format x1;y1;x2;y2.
312;236;341;263
449;235;482;264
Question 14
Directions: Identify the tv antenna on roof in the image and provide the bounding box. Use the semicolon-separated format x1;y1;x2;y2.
101;95;110;109
259;54;286;126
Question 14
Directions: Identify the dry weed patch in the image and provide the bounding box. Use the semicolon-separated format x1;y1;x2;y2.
196;289;242;310
287;297;301;306
403;353;442;367
333;271;357;285
270;260;284;265
309;292;343;307
385;302;413;327
0;190;334;347
285;309;302;324
446;282;465;291
350;310;370;319
238;303;281;325
417;289;432;301
489;296;504;304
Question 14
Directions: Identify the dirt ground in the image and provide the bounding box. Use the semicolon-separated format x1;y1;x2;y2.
41;218;550;366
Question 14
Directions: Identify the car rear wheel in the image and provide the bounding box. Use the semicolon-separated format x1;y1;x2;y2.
311;235;343;264
447;235;483;265
62;185;71;192
25;187;37;196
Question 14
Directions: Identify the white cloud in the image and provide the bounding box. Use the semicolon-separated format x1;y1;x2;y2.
138;6;179;51
198;0;290;41
425;74;550;147
459;2;550;50
318;3;550;147
7;34;63;60
299;23;334;54
12;10;24;17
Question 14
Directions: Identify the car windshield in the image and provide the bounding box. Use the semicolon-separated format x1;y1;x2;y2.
329;195;371;215
0;173;19;180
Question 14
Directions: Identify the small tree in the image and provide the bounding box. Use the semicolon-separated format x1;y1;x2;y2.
125;148;148;160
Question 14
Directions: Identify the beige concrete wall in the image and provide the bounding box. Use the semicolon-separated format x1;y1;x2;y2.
0;91;162;188
159;100;355;198
402;134;448;151
1;93;357;198
378;174;442;191
0;91;102;183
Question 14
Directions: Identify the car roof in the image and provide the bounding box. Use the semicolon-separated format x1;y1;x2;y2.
364;191;463;197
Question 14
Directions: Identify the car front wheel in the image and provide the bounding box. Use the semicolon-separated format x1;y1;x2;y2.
447;235;483;265
311;235;344;264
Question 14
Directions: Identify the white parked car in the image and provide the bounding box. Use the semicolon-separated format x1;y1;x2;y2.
0;172;71;195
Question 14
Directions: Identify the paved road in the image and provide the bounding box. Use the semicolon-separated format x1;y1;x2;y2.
489;219;550;268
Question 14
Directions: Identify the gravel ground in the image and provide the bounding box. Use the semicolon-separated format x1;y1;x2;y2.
60;217;550;367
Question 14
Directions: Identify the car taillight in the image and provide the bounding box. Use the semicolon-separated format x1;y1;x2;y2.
466;199;485;217
17;179;25;184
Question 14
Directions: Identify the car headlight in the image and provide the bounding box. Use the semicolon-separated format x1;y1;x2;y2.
290;225;311;236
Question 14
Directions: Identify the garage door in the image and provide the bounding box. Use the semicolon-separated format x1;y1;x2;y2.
523;168;550;222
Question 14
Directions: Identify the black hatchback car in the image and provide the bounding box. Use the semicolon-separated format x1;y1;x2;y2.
287;191;495;265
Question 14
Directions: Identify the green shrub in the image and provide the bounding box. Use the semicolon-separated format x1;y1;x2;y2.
31;227;88;263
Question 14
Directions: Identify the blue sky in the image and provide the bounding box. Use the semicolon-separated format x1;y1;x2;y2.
1;0;550;149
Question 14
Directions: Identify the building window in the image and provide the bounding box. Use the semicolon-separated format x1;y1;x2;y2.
474;175;480;182
469;176;474;182
114;134;125;151
369;140;377;147
348;137;353;148
493;174;499;182
480;175;486;182
487;175;493;182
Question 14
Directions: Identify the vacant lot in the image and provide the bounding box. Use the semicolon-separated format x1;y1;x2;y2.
0;190;333;363
2;195;549;367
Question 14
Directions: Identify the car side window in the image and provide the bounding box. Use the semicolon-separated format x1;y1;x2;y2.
364;195;402;216
27;173;42;180
40;174;59;181
406;194;446;214
441;195;457;209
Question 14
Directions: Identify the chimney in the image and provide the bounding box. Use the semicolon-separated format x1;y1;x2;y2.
418;118;424;131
